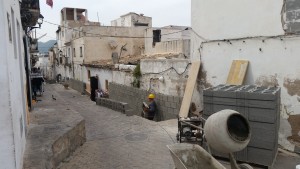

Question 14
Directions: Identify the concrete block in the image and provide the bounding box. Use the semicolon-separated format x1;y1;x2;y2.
167;96;174;102
163;95;168;101
170;102;176;109
165;102;171;108
248;107;277;123
167;107;174;114
248;147;275;166
248;122;277;150
122;103;130;110
173;96;180;103
125;109;135;116
234;148;247;162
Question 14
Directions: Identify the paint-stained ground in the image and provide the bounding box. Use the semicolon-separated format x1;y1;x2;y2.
39;84;299;169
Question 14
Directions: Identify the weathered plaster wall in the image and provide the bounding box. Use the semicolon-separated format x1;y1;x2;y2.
145;40;191;57
72;26;145;63
144;28;191;57
111;13;152;27
200;36;300;151
284;0;300;33
140;59;203;114
0;0;27;168
85;66;135;91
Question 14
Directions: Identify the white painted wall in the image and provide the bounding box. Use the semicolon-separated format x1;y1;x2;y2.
190;0;286;61
86;66;135;91
0;0;27;168
35;54;49;77
191;0;284;41
200;37;300;151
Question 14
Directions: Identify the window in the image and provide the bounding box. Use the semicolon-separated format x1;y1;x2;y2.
73;48;76;57
80;46;83;57
152;29;161;47
87;70;91;81
7;13;12;42
60;57;63;64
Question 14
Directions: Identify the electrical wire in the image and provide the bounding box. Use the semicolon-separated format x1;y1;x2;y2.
142;63;191;76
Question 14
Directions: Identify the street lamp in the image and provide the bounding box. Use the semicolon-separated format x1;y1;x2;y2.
37;14;44;28
30;14;44;30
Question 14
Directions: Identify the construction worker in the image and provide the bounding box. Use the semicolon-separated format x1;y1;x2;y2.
142;93;157;120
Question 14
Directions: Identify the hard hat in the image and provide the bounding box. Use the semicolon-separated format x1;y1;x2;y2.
148;94;155;99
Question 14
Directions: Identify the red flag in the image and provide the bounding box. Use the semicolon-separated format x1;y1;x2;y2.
46;0;53;8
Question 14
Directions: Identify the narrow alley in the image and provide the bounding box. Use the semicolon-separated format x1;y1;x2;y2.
29;84;177;169
23;83;300;169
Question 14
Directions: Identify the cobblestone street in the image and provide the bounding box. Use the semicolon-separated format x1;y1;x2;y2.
42;84;177;169
34;84;300;169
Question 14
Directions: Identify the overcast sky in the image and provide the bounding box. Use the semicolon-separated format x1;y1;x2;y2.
37;0;191;42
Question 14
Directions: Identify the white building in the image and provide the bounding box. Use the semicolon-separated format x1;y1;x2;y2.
111;12;152;27
191;0;300;152
0;0;28;168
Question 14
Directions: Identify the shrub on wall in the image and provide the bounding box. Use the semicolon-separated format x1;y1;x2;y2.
132;64;141;88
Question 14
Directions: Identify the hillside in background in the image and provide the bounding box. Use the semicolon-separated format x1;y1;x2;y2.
38;40;56;53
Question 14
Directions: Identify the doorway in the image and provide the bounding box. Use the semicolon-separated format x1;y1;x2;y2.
90;76;99;101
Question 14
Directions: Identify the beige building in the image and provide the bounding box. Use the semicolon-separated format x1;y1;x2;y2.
55;8;100;81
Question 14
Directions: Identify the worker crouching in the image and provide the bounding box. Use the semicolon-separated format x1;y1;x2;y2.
142;94;157;120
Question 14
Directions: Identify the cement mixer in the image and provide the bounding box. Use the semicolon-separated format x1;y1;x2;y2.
168;109;253;169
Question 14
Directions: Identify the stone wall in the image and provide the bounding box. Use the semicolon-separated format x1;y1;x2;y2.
68;78;86;94
108;83;183;121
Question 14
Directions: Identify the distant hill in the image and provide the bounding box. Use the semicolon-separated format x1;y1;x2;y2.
38;40;56;53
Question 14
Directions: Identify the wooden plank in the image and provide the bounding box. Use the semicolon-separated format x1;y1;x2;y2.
178;61;201;118
226;60;249;85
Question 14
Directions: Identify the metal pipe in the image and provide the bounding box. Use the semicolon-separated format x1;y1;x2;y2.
179;120;204;130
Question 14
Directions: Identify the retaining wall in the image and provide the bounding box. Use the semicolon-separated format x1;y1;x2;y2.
23;110;86;169
108;83;183;121
68;79;86;94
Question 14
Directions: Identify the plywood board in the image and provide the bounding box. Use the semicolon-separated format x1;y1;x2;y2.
179;61;201;118
226;60;249;85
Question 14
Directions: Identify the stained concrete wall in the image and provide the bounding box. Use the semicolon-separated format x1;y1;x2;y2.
140;59;203;114
284;0;300;33
200;36;300;152
0;0;27;168
145;27;191;57
68;78;86;94
109;83;183;121
71;26;145;64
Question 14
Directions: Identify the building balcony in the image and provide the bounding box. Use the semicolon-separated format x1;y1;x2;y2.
20;0;41;28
